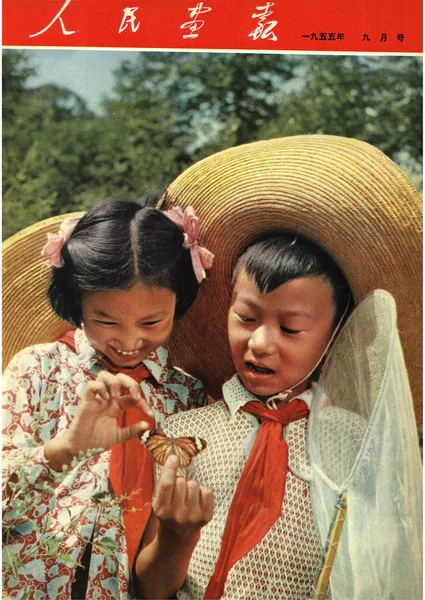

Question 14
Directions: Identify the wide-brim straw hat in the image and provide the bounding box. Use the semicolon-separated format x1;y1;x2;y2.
160;135;422;420
2;212;85;371
2;135;422;421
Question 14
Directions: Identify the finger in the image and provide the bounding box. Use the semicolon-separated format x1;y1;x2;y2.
153;455;180;509
83;381;110;402
116;394;154;419
108;373;141;400
128;419;157;440
186;479;201;510
95;372;140;400
133;395;154;418
200;486;214;523
95;370;117;387
119;420;155;443
171;476;188;510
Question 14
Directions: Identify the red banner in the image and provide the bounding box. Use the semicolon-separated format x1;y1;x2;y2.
2;0;422;52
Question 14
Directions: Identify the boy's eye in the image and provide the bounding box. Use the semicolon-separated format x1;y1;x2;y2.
94;320;116;326
281;325;301;334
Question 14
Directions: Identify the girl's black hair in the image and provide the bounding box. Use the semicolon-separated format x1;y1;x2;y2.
47;194;199;326
232;232;353;325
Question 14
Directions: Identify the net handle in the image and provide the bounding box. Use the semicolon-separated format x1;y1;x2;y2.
311;494;347;600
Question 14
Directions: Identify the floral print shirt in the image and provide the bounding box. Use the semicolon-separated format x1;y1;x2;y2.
2;329;206;600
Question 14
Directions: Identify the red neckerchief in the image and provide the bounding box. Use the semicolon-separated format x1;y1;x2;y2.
58;330;156;569
204;398;310;600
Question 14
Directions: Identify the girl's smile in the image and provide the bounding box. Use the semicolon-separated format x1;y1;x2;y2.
106;344;148;364
82;283;176;368
228;269;335;400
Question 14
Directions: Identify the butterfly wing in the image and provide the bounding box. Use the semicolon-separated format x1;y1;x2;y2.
173;436;208;468
140;431;174;466
140;430;207;467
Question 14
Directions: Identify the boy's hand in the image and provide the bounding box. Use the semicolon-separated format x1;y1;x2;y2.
134;455;213;598
153;455;214;545
45;371;154;470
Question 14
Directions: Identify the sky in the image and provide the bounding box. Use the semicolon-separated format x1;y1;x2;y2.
26;49;142;114
18;49;423;189
25;48;304;115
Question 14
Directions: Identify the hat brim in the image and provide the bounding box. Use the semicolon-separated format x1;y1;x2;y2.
161;135;422;420
2;213;84;370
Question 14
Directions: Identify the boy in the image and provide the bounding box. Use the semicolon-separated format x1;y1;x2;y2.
135;233;354;599
136;136;422;599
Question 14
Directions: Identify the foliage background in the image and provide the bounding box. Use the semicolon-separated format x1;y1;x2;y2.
3;50;422;240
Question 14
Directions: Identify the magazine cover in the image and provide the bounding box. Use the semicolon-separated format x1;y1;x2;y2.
2;1;423;599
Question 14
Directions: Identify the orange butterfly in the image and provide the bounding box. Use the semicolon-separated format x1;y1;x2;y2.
139;430;207;468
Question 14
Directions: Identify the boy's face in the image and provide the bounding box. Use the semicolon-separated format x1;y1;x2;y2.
228;269;335;400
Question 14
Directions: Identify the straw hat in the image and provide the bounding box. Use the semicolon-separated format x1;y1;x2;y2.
2;212;84;370
2;136;422;421
160;135;422;420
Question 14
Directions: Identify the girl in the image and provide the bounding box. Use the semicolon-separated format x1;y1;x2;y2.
2;194;213;599
133;135;422;599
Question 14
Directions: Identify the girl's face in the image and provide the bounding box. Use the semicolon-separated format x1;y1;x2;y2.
228;269;335;400
82;283;176;368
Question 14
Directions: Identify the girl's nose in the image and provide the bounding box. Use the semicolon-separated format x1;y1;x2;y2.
248;325;275;356
117;330;145;351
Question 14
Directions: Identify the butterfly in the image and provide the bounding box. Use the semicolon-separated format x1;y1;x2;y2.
139;430;207;468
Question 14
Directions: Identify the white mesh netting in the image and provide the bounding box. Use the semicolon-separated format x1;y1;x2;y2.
309;290;422;599
156;291;421;599
161;400;322;599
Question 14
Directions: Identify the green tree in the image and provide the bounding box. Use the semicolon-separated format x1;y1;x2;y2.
2;50;101;238
113;52;298;159
3;50;36;192
258;56;422;176
2;50;35;115
3;116;99;238
3;51;422;240
2;53;188;239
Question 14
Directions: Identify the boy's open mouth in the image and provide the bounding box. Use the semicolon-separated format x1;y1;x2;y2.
246;362;275;375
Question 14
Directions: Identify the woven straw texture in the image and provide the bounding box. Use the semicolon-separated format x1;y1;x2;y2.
161;135;422;420
2;136;422;420
2;212;84;371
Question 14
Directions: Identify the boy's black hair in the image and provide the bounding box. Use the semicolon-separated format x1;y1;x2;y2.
232;232;353;325
47;194;199;326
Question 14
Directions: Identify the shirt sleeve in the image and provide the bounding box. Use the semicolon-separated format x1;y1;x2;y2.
2;348;58;503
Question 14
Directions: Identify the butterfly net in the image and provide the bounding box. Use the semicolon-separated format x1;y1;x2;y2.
309;290;422;599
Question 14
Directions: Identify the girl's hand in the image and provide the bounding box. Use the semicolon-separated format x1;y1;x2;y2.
45;372;154;471
153;454;214;546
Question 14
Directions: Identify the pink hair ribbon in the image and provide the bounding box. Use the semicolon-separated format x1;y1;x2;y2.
165;206;214;283
41;216;79;267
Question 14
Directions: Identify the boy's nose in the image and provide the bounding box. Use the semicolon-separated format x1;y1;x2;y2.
248;325;275;356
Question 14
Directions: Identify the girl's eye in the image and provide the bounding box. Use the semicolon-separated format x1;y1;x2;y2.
143;320;161;327
281;325;301;335
236;313;254;323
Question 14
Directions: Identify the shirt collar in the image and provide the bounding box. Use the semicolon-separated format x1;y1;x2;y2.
223;374;314;420
74;328;171;385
